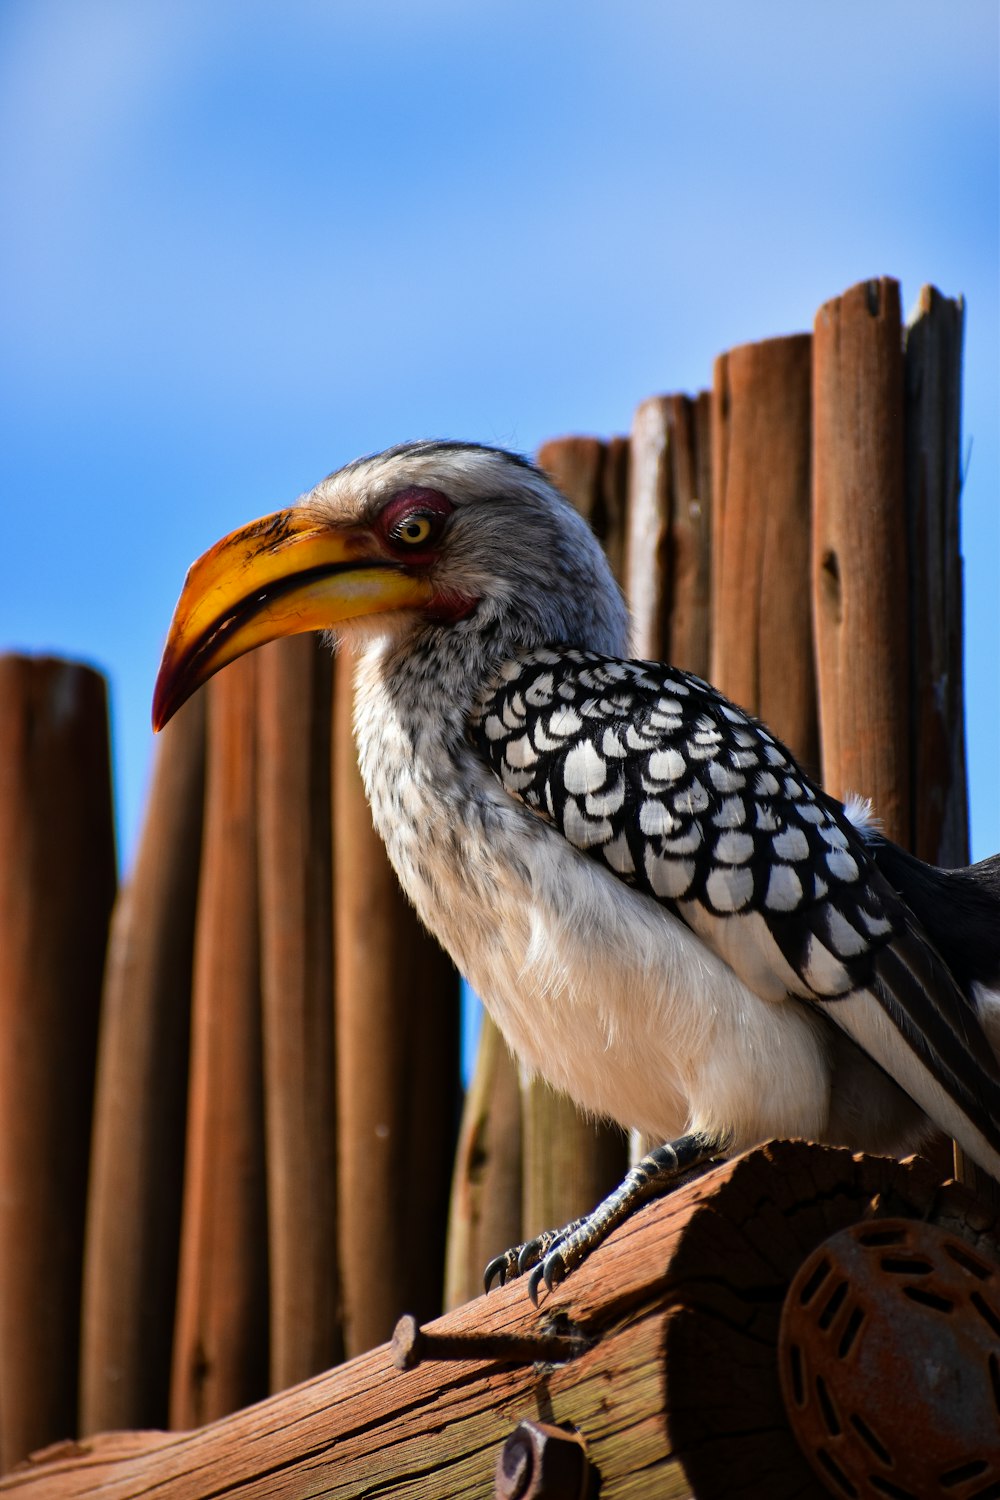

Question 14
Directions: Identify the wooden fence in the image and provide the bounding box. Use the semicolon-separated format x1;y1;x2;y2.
0;276;971;1471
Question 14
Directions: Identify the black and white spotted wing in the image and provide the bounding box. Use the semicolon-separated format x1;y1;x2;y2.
469;646;1000;1159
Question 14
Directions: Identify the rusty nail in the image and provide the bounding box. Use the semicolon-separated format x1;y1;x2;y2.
391;1313;588;1373
495;1420;590;1500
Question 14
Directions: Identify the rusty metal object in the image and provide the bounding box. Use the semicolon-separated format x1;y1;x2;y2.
779;1216;1000;1496
390;1313;589;1373
495;1420;591;1500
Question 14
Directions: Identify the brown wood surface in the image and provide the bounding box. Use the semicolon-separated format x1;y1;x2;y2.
812;277;910;844
256;636;341;1390
625;395;673;658
664;391;712;679
170;656;269;1428
79;695;205;1435
903;285;968;868
0;656;117;1470
8;1142;992;1500
711;335;818;771
444;1014;523;1310
333;649;460;1358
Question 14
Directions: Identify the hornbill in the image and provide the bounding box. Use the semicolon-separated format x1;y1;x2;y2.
153;440;1000;1300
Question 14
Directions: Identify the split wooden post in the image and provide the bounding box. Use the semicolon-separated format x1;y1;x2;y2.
256;636;341;1390
332;649;460;1357
710;335;817;769
0;656;116;1469
812;277;911;846
170;656;269;1428
80;695;205;1435
903;286;968;868
625;394;712;674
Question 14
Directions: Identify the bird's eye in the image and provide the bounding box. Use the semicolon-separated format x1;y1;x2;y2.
391;512;436;547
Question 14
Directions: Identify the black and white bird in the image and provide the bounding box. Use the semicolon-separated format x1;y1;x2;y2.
153;440;1000;1299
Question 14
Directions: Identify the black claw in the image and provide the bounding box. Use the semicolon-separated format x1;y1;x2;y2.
543;1251;567;1291
527;1262;547;1306
483;1253;508;1293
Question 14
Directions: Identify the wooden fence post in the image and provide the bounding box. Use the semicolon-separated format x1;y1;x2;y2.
170;656;269;1428
0;656;116;1468
256;636;341;1390
80;695;205;1435
812;277;910;845
710;335;817;769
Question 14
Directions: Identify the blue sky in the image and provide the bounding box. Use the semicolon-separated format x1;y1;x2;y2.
1;0;997;865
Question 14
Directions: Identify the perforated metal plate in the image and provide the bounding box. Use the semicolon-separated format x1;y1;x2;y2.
779;1216;1000;1498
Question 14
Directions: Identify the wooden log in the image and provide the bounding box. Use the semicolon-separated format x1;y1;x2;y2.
79;695;205;1435
444;1014;522;1311
169;656;269;1428
332;649;460;1358
256;636;341;1390
812;277;910;845
9;1142;994;1500
903;285;968;868
0;656;116;1470
711;336;818;771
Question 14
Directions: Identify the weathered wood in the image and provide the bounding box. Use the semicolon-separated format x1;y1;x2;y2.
536;433;630;582
711;336;818;771
333;649;460;1357
170;656;269;1427
80;695;205;1435
256;636;341;1389
444;1014;522;1311
903;285;968;868
664;392;712;679
626;396;672;658
812;277;910;844
0;656;116;1470
9;1143;992;1500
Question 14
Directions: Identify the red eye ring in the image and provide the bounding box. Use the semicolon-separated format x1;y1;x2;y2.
378;488;453;554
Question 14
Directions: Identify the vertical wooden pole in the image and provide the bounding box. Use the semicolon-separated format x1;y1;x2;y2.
333;650;460;1357
170;656;269;1428
0;656;116;1468
664;393;712;679
812;277;910;846
626;397;673;659
903;286;968;868
80;695;205;1435
710;336;817;769
443;1014;522;1310
256;636;341;1391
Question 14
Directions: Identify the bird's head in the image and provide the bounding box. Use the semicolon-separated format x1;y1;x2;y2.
152;440;627;731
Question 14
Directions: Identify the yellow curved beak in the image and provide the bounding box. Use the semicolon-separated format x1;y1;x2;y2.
152;508;433;731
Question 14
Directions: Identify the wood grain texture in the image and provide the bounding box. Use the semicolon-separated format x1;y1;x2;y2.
8;1143;993;1500
0;656;116;1469
711;335;818;772
170;656;269;1428
80;695;205;1435
256;636;341;1390
812;277;910;844
903;285;968;868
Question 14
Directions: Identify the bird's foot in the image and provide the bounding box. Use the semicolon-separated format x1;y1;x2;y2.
484;1131;722;1303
